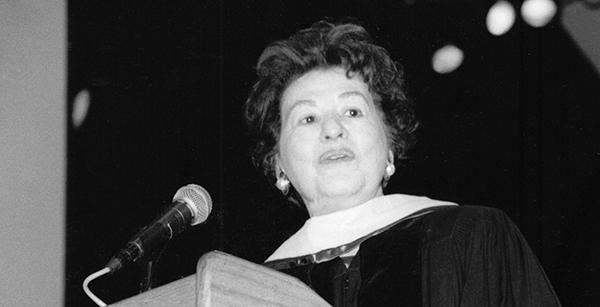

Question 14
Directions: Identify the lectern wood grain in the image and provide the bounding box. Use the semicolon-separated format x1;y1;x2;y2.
110;251;330;307
196;251;330;306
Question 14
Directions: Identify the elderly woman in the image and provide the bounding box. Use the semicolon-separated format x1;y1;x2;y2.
245;21;560;306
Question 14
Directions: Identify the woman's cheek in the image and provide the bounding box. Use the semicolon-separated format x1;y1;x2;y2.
284;130;314;166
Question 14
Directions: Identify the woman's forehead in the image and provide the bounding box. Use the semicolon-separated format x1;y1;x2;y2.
280;67;370;107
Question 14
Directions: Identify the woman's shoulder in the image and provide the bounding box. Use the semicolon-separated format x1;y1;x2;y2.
408;204;518;244
419;203;512;224
420;203;507;216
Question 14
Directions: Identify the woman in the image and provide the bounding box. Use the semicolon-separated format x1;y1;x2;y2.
245;21;560;306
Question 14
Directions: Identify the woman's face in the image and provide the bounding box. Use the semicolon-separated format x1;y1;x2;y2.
278;67;391;216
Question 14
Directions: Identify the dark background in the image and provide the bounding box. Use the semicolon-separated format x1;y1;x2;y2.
66;0;600;305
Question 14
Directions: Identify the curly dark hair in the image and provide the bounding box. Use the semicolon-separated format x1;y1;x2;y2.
244;20;418;201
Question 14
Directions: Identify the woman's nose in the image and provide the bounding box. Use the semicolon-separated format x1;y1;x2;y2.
321;115;347;141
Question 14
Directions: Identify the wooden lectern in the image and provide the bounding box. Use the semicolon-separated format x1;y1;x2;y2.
110;251;330;306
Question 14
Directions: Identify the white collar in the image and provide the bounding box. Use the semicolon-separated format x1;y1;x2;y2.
266;194;457;262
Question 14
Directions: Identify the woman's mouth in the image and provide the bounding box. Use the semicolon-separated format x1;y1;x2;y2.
319;149;355;164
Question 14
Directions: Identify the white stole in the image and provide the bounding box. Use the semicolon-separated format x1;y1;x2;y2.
266;194;457;262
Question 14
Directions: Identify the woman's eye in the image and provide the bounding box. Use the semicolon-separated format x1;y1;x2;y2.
300;115;316;124
345;108;363;117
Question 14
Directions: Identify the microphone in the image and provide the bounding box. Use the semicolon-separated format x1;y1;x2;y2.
105;184;212;272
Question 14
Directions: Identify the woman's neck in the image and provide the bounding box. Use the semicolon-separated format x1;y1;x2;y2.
304;187;384;217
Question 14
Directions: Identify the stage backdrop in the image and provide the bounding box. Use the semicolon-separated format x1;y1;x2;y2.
67;1;599;305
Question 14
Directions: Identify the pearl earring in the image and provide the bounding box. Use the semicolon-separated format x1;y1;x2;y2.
385;163;396;180
276;172;290;195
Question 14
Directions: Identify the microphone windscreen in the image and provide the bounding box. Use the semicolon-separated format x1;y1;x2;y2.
173;184;212;226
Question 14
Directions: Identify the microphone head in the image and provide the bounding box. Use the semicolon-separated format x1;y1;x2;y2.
173;184;212;226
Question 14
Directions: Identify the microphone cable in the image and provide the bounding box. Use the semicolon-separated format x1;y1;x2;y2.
83;267;111;307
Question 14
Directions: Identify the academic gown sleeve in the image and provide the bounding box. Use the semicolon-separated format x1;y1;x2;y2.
422;206;561;306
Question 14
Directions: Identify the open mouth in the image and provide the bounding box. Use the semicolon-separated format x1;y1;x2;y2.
319;149;355;164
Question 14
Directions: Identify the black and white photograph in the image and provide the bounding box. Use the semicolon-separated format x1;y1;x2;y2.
1;0;599;306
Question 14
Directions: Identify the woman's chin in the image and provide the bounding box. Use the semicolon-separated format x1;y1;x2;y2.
316;175;364;198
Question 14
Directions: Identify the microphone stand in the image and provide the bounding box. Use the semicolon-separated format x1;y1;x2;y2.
138;241;168;292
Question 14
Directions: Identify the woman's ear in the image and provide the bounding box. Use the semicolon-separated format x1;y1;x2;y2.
387;150;394;163
274;154;285;175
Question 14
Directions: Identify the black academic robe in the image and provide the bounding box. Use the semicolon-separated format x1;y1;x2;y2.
267;206;561;306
